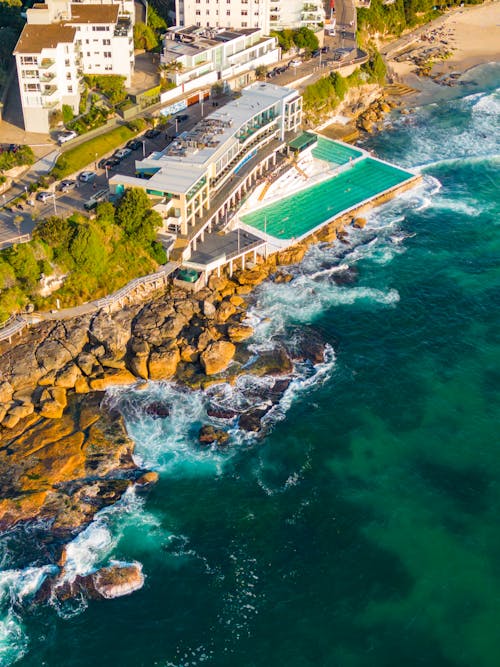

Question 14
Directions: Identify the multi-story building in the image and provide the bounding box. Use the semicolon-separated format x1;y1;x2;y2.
161;26;281;90
175;0;326;34
14;0;134;133
109;83;302;239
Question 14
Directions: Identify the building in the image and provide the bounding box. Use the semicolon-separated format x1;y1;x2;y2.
175;0;326;35
161;26;281;92
14;0;134;133
109;83;302;247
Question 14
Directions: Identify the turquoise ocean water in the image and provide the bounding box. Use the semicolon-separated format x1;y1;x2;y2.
1;63;499;666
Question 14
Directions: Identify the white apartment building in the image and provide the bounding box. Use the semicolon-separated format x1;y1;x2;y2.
161;26;280;89
14;0;134;133
175;0;326;35
109;82;302;236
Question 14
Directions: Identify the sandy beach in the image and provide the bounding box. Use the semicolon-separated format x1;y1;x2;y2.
388;2;500;93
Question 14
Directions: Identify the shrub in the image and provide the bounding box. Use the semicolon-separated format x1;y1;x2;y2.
62;104;74;124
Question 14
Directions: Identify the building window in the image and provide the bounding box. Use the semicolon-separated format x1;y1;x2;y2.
241;21;247;26
67;86;73;93
226;9;230;15
20;56;37;65
24;83;40;92
92;26;106;32
241;10;248;15
195;9;200;14
66;72;71;79
103;39;110;45
87;52;90;56
104;52;111;58
105;65;112;70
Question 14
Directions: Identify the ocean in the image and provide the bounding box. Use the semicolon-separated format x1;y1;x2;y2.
1;62;499;667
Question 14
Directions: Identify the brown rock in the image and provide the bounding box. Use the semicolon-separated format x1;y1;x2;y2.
247;347;293;377
208;275;229;292
148;346;180;380
198;424;230;446
227;324;254;343
180;344;199;363
0;381;13;404
89;311;130;359
92;563;145;599
229;295;245;307
74;376;90;394
55;363;81;389
76;351;98;376
197;326;220;352
215;300;237;323
236;268;268;286
200;341;236;376
89;369;137;391
203;299;217;318
136;471;159;486
352;216;367;229
239;408;268;432
126;338;150;379
236;284;253;295
273;271;293;284
277;244;307;266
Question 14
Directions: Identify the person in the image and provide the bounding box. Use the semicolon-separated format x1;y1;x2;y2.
93;182;97;190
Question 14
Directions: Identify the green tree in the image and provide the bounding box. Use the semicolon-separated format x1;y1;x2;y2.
147;5;167;32
69;223;106;272
330;72;349;101
86;75;127;105
5;243;40;287
0;259;15;290
134;22;158;51
34;216;73;248
293;27;319;52
62;104;74;124
115;188;162;243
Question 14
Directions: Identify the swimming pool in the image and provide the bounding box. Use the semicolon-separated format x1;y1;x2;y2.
241;158;414;240
311;136;363;166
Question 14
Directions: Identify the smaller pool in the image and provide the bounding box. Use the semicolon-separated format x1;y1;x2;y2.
241;158;414;241
312;136;363;166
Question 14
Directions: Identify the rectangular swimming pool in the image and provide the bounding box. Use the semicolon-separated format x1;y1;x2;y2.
241;158;415;241
311;136;363;166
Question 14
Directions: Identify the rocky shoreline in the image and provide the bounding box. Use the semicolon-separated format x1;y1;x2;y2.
0;144;419;604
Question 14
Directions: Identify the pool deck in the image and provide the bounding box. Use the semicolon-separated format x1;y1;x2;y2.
238;135;420;249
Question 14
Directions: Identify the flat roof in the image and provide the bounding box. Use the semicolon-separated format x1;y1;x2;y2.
288;132;317;151
69;4;119;23
15;24;76;53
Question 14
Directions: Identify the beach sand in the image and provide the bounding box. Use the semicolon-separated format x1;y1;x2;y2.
389;2;500;95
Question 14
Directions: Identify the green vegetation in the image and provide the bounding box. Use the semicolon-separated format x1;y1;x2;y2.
0;145;35;174
0;0;24;98
84;74;127;106
51;124;141;179
0;188;166;320
357;0;483;40
67;104;112;135
271;27;319;53
62;104;74;125
302;54;386;122
134;22;158;51
147;5;167;32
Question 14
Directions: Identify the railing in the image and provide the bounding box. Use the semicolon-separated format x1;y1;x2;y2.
95;262;179;309
0;233;32;250
0;316;28;343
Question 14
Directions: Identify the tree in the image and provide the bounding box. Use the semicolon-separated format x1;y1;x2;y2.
134;22;158;51
293;27;319;52
62;104;74;124
86;75;127;105
0;259;16;290
147;5;167;32
330;72;349;101
255;65;268;80
4;243;40;288
115;188;162;244
69;223;106;272
34;215;72;248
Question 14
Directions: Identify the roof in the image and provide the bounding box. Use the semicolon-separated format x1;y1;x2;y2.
15;23;76;54
288;132;318;151
68;4;119;24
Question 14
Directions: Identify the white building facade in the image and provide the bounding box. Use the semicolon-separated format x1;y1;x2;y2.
109;83;302;237
14;0;134;133
175;0;326;34
161;26;281;89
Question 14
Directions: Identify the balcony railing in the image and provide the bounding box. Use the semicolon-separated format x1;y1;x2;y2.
39;59;55;70
40;72;56;82
41;85;58;97
42;99;59;109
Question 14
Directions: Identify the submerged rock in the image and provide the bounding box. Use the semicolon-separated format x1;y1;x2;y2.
198;424;230;446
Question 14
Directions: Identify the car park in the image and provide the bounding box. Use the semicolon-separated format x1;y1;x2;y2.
145;128;161;139
57;130;78;145
126;139;142;150
36;191;54;202
58;179;76;192
84;188;109;210
79;170;96;182
114;147;132;160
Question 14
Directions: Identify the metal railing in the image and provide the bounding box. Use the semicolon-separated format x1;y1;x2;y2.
0;316;28;343
95;262;179;309
0;233;32;250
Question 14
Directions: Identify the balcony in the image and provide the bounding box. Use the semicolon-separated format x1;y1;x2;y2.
114;18;131;37
42;99;59;109
39;59;55;70
40;72;56;83
41;85;58;97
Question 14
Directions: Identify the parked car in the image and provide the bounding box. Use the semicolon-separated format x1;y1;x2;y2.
57;130;78;145
288;58;302;68
177;114;189;122
321;46;330;54
145;128;160;139
276;65;287;74
36;191;54;202
103;157;121;169
79;170;96;183
126;139;142;150
98;157;109;169
58;179;76;192
312;49;321;58
113;147;132;160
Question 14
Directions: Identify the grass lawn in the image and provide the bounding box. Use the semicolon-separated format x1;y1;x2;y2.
51;125;138;179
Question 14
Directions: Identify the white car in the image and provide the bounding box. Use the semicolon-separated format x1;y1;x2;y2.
114;147;132;160
289;59;302;67
36;191;55;202
57;130;78;145
79;170;96;183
